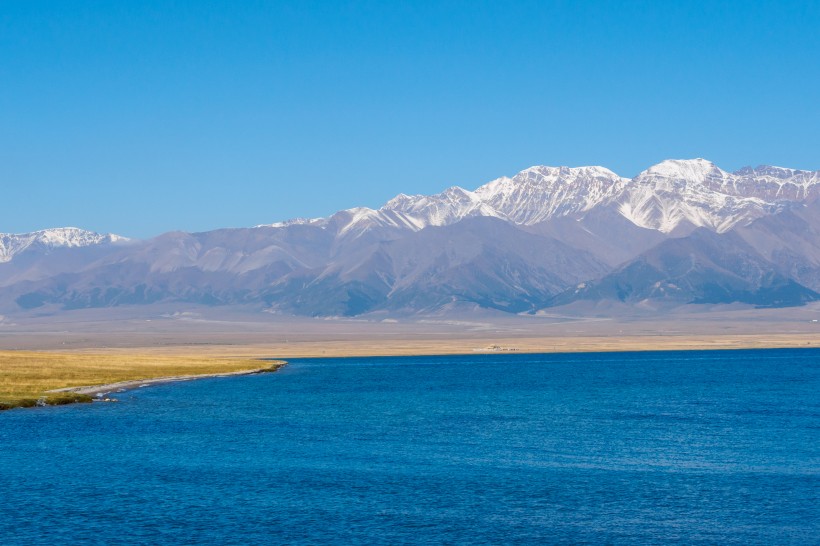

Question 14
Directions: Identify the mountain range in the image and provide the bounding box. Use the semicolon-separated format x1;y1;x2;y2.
3;158;820;317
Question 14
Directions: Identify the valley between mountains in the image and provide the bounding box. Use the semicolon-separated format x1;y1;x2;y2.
3;158;820;319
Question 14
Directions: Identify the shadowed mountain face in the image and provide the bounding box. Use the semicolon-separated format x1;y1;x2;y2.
2;159;820;316
261;218;609;316
548;229;819;309
734;199;820;292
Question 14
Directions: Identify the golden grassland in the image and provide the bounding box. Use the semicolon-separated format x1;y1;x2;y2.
0;351;279;410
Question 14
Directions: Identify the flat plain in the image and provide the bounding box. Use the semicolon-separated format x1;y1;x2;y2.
1;302;818;409
2;302;818;352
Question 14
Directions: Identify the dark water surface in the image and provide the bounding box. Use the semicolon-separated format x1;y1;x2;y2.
2;349;819;544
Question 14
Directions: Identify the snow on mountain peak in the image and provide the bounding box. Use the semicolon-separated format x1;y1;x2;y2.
261;159;820;238
730;165;820;201
619;160;792;233
734;165;818;179
369;165;630;231
642;158;722;180
473;165;628;224
259;217;323;228
0;227;126;263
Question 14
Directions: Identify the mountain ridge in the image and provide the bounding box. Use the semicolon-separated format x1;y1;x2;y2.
0;227;127;263
260;158;820;238
3;159;820;317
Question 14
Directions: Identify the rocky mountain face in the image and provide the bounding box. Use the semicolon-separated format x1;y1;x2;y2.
2;159;819;317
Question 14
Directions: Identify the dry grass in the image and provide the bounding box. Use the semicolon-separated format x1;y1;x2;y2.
66;333;818;359
0;351;277;410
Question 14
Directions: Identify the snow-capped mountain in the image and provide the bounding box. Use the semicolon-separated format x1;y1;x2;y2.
474;165;627;224
264;159;820;238
0;227;126;263
3;159;820;317
615;159;779;233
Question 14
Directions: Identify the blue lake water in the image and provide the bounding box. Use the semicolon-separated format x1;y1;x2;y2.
1;349;819;544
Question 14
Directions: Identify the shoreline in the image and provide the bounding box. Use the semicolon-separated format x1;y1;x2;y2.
4;333;819;412
46;361;287;398
0;354;287;411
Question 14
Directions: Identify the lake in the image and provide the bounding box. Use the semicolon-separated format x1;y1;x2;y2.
2;349;818;544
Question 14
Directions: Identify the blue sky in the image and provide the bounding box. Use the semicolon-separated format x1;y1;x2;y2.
2;1;819;237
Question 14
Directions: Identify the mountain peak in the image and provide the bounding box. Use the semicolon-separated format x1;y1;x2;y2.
0;227;126;263
511;164;622;181
642;158;722;180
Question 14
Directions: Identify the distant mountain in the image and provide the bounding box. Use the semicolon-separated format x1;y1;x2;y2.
2;159;819;317
548;228;819;309
732;198;820;292
0;228;125;263
261;217;609;316
262;158;819;236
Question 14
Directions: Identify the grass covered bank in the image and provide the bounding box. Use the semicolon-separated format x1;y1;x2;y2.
0;351;284;410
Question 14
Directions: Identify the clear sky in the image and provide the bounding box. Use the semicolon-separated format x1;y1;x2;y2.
2;1;819;238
